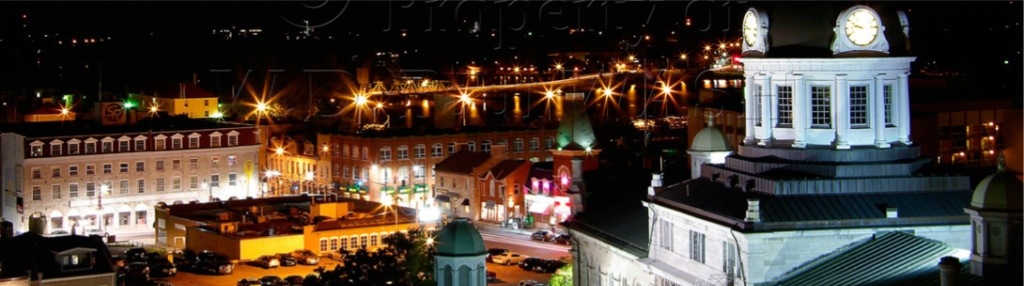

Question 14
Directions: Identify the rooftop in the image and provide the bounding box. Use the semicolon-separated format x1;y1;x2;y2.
0;115;254;139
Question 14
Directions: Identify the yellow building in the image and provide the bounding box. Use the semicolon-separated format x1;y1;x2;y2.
155;195;421;261
138;83;220;119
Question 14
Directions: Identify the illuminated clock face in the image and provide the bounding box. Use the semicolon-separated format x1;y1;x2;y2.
743;11;759;46
845;9;879;46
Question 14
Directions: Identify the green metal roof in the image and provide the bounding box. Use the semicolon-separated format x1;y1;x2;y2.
772;231;971;286
434;218;487;257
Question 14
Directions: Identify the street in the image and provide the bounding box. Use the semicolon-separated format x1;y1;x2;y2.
153;225;570;286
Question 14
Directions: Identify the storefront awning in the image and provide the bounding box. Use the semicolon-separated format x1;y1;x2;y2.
382;186;396;194
434;195;450;202
397;186;412;194
414;184;428;193
528;200;551;214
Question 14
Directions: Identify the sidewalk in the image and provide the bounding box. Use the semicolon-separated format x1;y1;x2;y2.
473;220;566;237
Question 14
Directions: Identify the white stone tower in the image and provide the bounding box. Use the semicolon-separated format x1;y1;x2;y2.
686;112;734;179
963;155;1023;279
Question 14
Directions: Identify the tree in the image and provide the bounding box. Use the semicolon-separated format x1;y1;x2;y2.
314;227;436;286
549;263;573;286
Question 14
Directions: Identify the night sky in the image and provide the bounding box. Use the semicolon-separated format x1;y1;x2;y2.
0;1;1020;95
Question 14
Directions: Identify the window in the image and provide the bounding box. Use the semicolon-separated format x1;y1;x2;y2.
119;180;129;194
86;164;95;175
210;135;221;147
51;143;62;156
211;157;220;168
118;140;129;152
69;183;79;198
31;168;41;179
210;174;220;187
69;165;78;176
754;84;762;126
135;139;146;151
342;166;350;179
546;137;555;149
30;145;43;157
342;145;350;158
350;237;358;249
227;133;238;146
303;142;314;156
85;141;96;154
849;85;869;128
229;173;237;186
370;234;378;247
380;147;392;161
171;137;182;149
137;179;145;193
155;137;166;150
320;239;328;252
811;86;832;128
361;147;368;160
156;161;164;172
481;141;491;153
530;138;540;151
227;155;237;166
103;164;112;174
86;183;96;197
68;142;79;155
156;178;165;192
884;85;894;126
468;141;476;152
448;143;456;154
189;176;199;189
360;235;368;248
723;242;738;279
414;145;426;159
659;220;674;251
135;162;145;172
690;230;706;264
119;163;129;173
189;158;199;170
414;165;425;179
397;146;409;160
52;185;61;199
330;238;338;251
432;143;443;157
51;167;61;178
172;177;181;190
513;139;524;152
777;86;793;127
189;137;200;148
172;159;181;171
340;237;348;250
32;186;41;201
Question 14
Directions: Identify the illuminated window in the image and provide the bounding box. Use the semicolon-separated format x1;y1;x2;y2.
884;85;894;126
319;239;328;252
811;86;831;128
849;85;869;128
432;144;443;157
398;145;409;160
340;237;348;250
777;86;793;127
360;235;368;248
380;147;392;161
330;238;338;251
414;144;426;159
370;234;378;247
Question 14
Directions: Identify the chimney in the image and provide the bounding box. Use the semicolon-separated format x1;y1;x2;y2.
885;207;899;218
648;173;662;196
744;198;761;222
938;256;960;286
490;144;508;160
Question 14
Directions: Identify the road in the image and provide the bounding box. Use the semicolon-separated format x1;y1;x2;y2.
153;226;570;286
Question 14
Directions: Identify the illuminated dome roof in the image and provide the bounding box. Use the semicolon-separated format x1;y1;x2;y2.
434;218;487;257
970;158;1023;210
690;118;731;152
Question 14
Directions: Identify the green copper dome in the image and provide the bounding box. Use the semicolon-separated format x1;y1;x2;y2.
435;218;487;257
970;158;1023;210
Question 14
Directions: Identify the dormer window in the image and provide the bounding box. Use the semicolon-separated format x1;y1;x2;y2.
68;139;80;155
189;133;201;148
227;131;239;146
171;136;183;150
304;142;314;156
30;141;44;157
134;136;147;151
50;141;62;156
210;132;222;148
118;136;131;152
59;248;96;272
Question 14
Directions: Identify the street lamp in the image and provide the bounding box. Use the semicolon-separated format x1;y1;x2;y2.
382;195;399;232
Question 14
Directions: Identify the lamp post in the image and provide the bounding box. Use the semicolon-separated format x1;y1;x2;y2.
382;195;399;232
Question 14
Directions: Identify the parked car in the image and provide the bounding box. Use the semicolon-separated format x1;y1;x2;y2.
519;257;545;271
196;250;234;274
491;252;527;265
276;253;297;266
486;270;496;282
283;275;306;285
124;247;148;263
147;255;177;277
486;248;509;262
237;278;262;286
125;261;150;280
253;255;281;269
531;230;554;242
291;249;320;265
534;259;568;273
518;280;545;286
326;249;349;261
553;234;572;245
260;275;283;286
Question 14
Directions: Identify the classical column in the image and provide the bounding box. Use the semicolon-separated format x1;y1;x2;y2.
743;74;757;144
758;75;773;146
834;75;850;149
873;74;891;148
469;267;479;286
897;72;913;144
791;74;807;148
